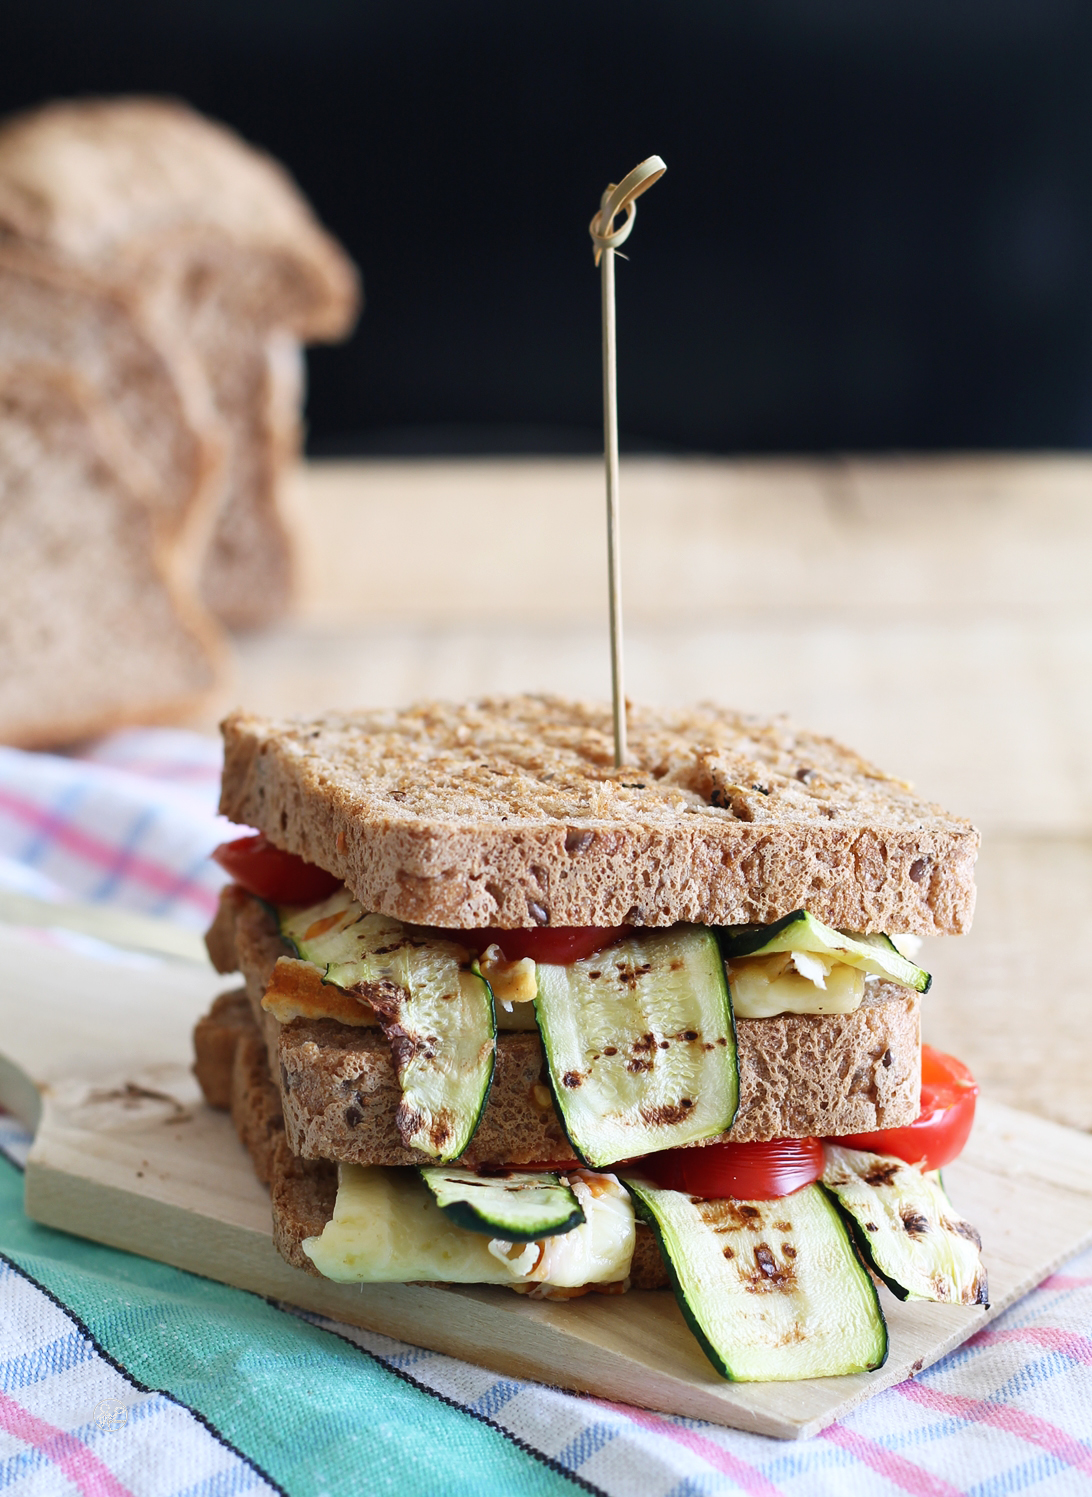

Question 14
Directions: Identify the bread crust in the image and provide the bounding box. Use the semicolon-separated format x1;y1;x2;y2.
220;697;978;936
192;987;252;1110
212;888;921;1164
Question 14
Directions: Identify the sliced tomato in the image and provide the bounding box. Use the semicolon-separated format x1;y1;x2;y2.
425;925;630;965
835;1045;978;1173
212;833;342;906
641;1137;825;1201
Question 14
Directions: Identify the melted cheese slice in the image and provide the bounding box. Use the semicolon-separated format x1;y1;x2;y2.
727;953;866;1019
303;1165;635;1289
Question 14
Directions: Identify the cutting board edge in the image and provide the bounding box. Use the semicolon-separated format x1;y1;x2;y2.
24;1155;822;1439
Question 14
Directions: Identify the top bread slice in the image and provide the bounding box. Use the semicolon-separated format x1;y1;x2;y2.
220;696;978;935
0;97;360;629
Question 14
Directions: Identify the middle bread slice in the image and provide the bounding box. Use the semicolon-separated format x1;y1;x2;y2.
211;888;921;1171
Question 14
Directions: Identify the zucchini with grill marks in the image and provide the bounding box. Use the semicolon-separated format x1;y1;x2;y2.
719;909;931;993
280;889;495;1163
822;1146;988;1305
419;1166;585;1242
534;925;738;1169
624;1178;888;1382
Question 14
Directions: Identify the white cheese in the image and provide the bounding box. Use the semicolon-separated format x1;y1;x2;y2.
727;954;866;1019
789;949;831;988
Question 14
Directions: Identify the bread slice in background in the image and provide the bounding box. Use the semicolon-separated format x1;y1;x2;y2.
0;368;222;747
220;696;979;935
0;97;360;628
0;241;222;577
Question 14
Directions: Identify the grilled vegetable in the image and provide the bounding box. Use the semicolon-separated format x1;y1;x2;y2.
281;889;495;1162
625;1178;888;1381
643;1136;824;1200
719;910;931;993
821;1145;988;1305
303;1164;634;1290
534;925;738;1168
419;1166;585;1241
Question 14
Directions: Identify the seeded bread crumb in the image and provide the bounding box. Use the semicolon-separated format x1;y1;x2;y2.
220;697;977;936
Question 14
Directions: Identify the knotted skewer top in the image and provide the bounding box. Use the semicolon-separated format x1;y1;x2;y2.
589;155;667;265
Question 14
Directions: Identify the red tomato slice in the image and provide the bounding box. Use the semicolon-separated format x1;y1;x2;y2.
425;925;631;965
641;1137;825;1201
212;833;342;906
835;1045;978;1172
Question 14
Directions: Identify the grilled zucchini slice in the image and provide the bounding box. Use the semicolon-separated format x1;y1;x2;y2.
534;925;738;1168
280;889;495;1162
822;1146;988;1305
625;1178;888;1381
419;1166;585;1242
720;909;931;993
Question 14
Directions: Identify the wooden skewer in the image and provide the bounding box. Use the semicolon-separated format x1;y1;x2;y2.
589;156;667;767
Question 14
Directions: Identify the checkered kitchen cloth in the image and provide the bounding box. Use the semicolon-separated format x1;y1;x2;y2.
1;730;1091;1496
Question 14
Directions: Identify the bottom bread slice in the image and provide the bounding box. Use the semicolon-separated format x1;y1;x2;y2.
207;997;670;1291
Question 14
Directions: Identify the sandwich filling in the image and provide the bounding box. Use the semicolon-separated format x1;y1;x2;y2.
206;829;986;1383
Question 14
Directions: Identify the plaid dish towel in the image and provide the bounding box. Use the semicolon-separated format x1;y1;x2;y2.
1;730;1091;1496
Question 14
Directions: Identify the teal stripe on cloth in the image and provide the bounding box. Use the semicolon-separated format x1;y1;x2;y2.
0;1156;583;1497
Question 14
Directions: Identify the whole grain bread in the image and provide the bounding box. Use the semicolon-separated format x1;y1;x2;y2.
0;241;218;559
220;697;978;935
231;1021;289;1187
0;369;222;748
205;996;668;1289
192;987;253;1111
0;97;360;629
211;887;921;1163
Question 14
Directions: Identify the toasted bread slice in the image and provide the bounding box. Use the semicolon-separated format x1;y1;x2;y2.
220;697;977;935
209;888;921;1165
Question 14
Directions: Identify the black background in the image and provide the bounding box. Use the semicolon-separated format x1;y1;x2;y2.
5;1;1092;455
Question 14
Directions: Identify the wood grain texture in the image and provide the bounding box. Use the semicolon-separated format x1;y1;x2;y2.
3;924;1092;1439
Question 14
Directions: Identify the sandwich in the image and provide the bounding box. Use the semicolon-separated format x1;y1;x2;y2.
195;695;987;1383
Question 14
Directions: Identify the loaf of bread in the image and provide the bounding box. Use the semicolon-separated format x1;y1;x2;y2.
0;97;360;630
0;368;222;746
221;696;978;935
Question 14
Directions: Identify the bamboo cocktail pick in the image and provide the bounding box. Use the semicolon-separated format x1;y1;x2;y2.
589;155;666;767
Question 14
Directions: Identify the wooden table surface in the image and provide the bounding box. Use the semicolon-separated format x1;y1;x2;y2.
201;455;1092;1134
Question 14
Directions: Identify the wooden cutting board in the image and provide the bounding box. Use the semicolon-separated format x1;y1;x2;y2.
3;923;1092;1440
